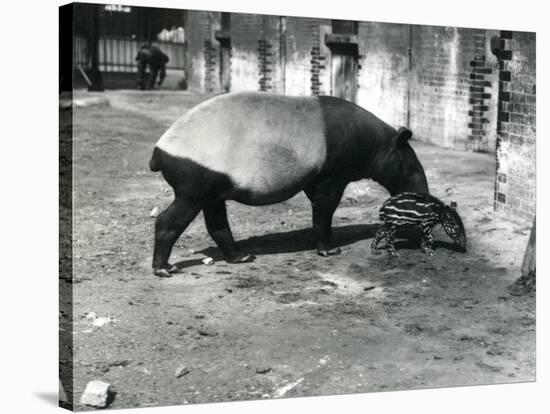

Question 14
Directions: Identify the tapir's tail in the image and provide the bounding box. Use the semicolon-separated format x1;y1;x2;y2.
149;147;162;172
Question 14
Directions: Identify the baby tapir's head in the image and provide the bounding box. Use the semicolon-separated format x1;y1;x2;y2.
441;201;467;251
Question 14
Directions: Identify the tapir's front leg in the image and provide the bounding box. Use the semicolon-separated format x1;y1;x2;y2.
305;179;347;257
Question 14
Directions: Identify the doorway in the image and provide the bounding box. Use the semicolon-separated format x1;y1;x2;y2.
217;12;232;93
330;43;358;102
327;20;359;102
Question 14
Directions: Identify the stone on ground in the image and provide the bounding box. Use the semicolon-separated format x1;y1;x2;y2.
80;380;112;408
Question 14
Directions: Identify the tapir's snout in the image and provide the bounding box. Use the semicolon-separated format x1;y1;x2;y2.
456;233;467;252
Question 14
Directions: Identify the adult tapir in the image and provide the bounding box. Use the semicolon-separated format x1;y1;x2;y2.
149;92;429;277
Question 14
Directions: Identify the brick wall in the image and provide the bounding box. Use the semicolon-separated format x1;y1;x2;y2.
184;12;535;223
186;16;502;153
185;12;328;96
184;14;525;156
493;31;536;222
409;27;499;150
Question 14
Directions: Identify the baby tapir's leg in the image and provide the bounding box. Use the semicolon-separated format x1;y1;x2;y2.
371;226;387;255
420;223;435;256
371;224;398;256
385;226;398;257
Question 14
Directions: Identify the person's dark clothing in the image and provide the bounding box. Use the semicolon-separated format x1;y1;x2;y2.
136;45;169;90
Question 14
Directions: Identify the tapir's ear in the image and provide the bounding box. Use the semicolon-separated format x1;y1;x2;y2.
396;127;413;144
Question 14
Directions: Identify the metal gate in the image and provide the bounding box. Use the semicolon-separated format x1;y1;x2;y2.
73;3;186;89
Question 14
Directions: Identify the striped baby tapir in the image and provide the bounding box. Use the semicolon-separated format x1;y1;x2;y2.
371;192;466;257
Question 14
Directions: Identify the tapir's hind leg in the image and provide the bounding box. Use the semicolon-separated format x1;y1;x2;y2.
305;179;347;257
152;197;200;277
203;200;254;263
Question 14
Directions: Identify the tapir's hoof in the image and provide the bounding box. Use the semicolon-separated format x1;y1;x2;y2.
153;264;179;278
388;250;399;257
226;253;255;264
371;248;382;255
153;268;172;278
317;247;342;257
423;249;435;257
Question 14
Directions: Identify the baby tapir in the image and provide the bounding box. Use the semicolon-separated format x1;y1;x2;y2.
149;92;429;277
371;192;466;256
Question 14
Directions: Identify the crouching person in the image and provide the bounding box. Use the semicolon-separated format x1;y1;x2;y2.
136;45;169;90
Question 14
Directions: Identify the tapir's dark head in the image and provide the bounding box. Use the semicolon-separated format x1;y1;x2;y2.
373;127;429;196
442;201;467;252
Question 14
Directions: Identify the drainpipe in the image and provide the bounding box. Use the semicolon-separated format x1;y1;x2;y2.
406;24;413;128
279;16;287;95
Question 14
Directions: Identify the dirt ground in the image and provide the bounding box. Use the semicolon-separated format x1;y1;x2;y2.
60;90;535;411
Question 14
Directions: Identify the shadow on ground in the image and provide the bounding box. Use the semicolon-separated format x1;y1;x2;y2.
171;224;379;268
187;225;463;266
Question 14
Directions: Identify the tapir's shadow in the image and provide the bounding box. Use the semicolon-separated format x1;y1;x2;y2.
238;224;379;256
173;224;378;269
172;225;464;270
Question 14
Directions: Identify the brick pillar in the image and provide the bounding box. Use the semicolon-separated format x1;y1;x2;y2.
204;40;218;93
310;46;326;95
493;30;514;211
491;30;536;221
258;39;273;91
467;31;492;152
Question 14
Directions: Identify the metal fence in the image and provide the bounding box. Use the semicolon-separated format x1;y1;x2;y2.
75;36;186;73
